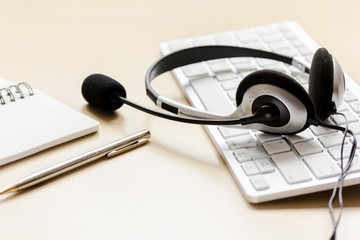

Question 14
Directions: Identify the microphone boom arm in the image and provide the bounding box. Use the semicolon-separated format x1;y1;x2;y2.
118;95;279;126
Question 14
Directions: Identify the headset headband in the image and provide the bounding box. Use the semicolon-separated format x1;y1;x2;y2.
145;45;310;116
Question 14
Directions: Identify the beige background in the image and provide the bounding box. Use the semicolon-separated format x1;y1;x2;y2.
0;0;359;239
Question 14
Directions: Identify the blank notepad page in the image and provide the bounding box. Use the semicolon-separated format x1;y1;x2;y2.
0;77;99;166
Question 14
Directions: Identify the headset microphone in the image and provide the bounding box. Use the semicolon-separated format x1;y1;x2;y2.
81;73;284;127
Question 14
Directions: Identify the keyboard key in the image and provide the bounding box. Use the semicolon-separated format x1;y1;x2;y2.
294;73;309;84
349;135;360;149
235;30;257;43
246;146;268;160
190;77;235;114
183;63;209;78
263;139;290;155
218;127;249;139
282;30;298;40
318;132;346;148
337;104;348;112
242;40;266;49
343;110;358;122
276;24;290;32
262;33;281;43
215;72;239;81
310;124;337;136
255;132;282;143
343;90;357;102
288;37;304;47
268;39;288;50
348;122;360;135
296;46;312;56
271;152;312;184
241;161;260;176
209;62;232;73
192;37;215;46
349;101;360;114
234;61;257;72
207;59;227;65
214;34;239;46
275;48;298;57
233;148;252;163
328;144;354;160
288;65;303;75
257;26;276;36
331;111;358;124
303;152;339;179
226;89;237;100
254;158;275;173
221;78;240;90
340;157;360;174
265;64;288;74
249;175;269;190
168;40;192;52
286;130;313;144
226;134;257;150
293;140;323;156
256;58;278;67
239;71;254;79
230;57;253;64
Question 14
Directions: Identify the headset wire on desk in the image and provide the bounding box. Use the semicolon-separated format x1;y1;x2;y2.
320;113;357;240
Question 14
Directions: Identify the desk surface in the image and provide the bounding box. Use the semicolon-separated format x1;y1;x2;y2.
1;1;360;239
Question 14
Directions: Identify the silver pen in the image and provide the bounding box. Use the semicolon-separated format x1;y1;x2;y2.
0;129;151;194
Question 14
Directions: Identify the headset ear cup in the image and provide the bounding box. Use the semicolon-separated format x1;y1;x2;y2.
235;69;316;124
308;48;334;120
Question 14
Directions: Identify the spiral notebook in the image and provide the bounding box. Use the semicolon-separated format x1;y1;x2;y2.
0;77;99;166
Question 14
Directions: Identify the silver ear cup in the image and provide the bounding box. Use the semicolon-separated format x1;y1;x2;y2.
233;84;308;134
235;70;316;134
332;57;345;110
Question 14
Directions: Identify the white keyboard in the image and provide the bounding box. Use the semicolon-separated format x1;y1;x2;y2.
159;21;360;203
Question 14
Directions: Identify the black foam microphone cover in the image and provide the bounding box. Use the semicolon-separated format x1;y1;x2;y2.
82;74;127;111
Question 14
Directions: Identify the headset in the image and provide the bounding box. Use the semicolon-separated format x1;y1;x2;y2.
82;46;345;134
81;45;356;239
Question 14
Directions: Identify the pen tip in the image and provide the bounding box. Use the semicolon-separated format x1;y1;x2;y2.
0;184;17;195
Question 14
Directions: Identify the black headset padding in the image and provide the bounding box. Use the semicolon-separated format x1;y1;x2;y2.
308;48;334;120
235;70;316;131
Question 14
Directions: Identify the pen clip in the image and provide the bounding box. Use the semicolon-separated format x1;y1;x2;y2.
106;130;150;158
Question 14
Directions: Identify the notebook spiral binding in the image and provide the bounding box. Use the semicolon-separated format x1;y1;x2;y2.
0;82;34;105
